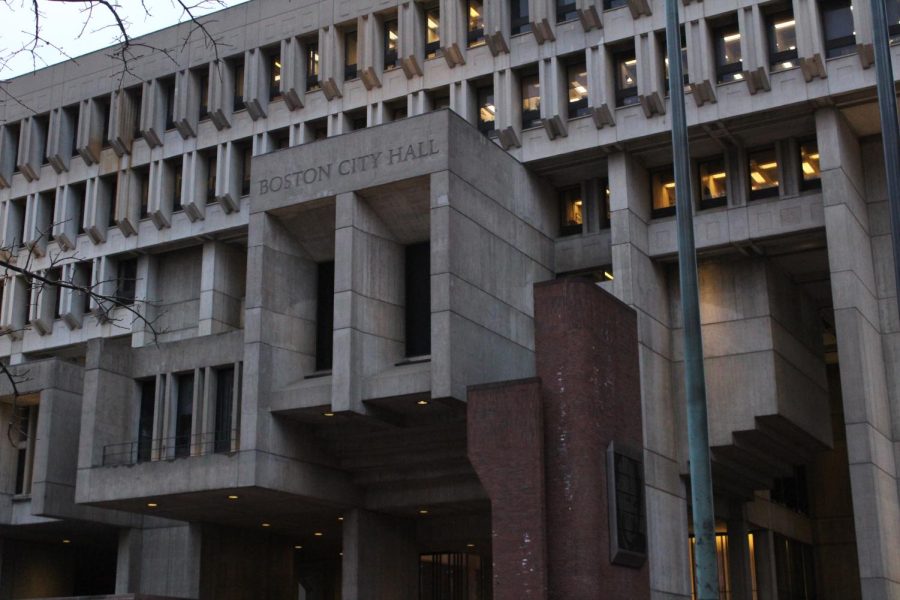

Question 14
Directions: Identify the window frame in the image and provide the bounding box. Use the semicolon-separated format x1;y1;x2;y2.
713;22;744;84
766;11;799;71
520;72;542;130
820;0;856;58
697;157;728;210
613;48;639;108
748;147;781;201
566;62;590;119
798;139;822;192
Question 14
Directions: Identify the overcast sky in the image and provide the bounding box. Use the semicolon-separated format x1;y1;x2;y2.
2;0;249;79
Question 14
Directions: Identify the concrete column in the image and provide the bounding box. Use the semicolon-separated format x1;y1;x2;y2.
341;509;418;600
198;240;247;336
816;107;900;600
115;528;143;593
138;524;202;599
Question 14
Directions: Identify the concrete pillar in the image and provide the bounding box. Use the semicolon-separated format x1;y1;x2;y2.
341;509;418;600
115;528;143;594
198;241;247;336
138;524;202;599
816;107;900;600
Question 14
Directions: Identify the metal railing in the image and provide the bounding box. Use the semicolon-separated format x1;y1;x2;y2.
101;429;239;466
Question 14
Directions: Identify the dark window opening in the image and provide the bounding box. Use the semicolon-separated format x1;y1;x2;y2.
773;534;817;599
306;41;320;91
214;366;235;453
384;18;400;69
65;104;81;154
510;0;531;34
169;156;184;210
115;258;138;305
125;89;142;140
49;267;63;319
231;57;246;111
419;553;490;600
36;114;50;165
345;30;359;80
102;173;118;228
174;372;194;458
556;0;578;23
240;143;252;197
198;69;210;120
771;467;810;514
162;77;176;130
603;0;627;8
137;378;156;463
206;149;218;202
7;123;20;173
97;96;111;148
663;27;689;93
316;261;335;372
72;183;87;235
820;0;856;58
137;167;150;219
600;180;611;229
268;48;283;101
405;242;431;358
889;0;900;42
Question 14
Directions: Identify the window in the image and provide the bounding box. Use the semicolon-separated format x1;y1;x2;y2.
197;68;210;120
698;158;727;210
7;122;20;173
663;27;689;93
306;41;320;91
556;0;578;23
748;148;779;200
510;0;531;35
384;19;400;69
50;266;64;319
268;48;283;101
799;140;821;191
604;0;627;8
476;85;496;134
231;56;245;111
607;442;647;567
889;0;900;42
240;144;252;196
424;3;441;58
773;534;817;599
559;186;583;236
205;149;218;201
103;173;118;228
405;242;431;358
567;62;589;118
651;168;676;218
348;110;367;131
429;87;450;109
97;96;111;148
271;128;290;150
714;22;743;83
75;261;92;314
771;467;809;514
115;258;138;305
13;405;38;496
467;0;485;47
521;73;541;129
162;77;176;130
214;366;236;453
767;12;798;70
391;104;408;121
316;261;335;372
137;378;156;463
419;553;489;600
168;156;184;210
174;372;194;458
600;180;611;229
614;49;639;107
820;0;855;58
345;30;359;80
36;114;50;165
65;104;82;152
71;183;87;235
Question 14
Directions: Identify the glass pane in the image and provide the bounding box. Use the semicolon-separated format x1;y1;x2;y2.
271;54;281;88
617;56;637;91
823;2;854;40
521;75;541;112
478;88;495;130
345;31;358;65
699;159;727;201
652;170;676;211
769;13;798;68
386;20;399;51
749;149;779;196
468;0;484;33
716;25;743;81
560;187;583;231
425;6;440;45
307;44;319;78
800;141;821;182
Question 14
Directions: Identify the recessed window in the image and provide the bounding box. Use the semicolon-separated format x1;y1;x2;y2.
161;77;176;130
213;366;237;453
137;378;156;463
240;144;252;196
748;148;779;200
614;49;639;107
467;0;485;47
305;41;320;91
556;0;578;23
889;0;900;42
651;168;676;218
714;22;743;83
767;12;798;70
567;62;589;118
559;186;583;236
97;95;111;148
268;48;283;101
521;73;541;129
405;242;431;358
384;19;400;69
168;156;184;210
698;158;727;210
424;3;441;58
205;149;218;202
316;261;335;372
663;27;689;93
13;405;38;496
799;140;821;191
510;0;531;35
345;30;359;80
231;56;245;111
136;166;150;219
174;372;195;458
477;85;496;134
820;0;856;58
603;0;627;8
600;180;611;229
429;87;450;110
197;68;210;120
102;173;118;228
272;128;290;150
115;257;138;305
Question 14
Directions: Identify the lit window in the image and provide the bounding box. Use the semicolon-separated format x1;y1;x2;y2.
614;49;639;107
820;0;856;58
306;42;320;91
799;140;821;190
345;30;358;80
384;19;400;69
521;73;541;129
698;158;727;210
510;0;531;35
467;0;485;47
557;0;578;23
559;187;583;236
714;23;743;83
748;148;779;200
663;27;689;93
651;168;676;218
767;12;798;70
268;49;282;101
424;4;441;58
567;63;590;119
231;57;245;112
477;86;496;135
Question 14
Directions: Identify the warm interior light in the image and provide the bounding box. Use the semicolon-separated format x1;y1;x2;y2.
274;61;282;68
262;522;271;527
750;171;767;184
427;17;439;29
574;200;582;206
802;162;816;175
147;502;158;508
733;72;744;80
323;411;335;417
469;7;480;18
389;31;398;41
663;182;676;189
573;83;587;95
603;271;614;281
466;543;476;548
294;545;303;549
419;509;429;515
228;495;239;500
711;172;726;179
758;162;777;170
417;399;429;405
723;33;741;42
774;19;795;29
338;516;344;521
62;539;71;544
314;531;324;536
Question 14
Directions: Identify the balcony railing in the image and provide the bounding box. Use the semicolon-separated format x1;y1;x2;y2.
101;430;239;466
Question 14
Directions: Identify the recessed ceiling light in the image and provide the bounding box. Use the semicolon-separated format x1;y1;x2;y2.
262;522;271;528
227;495;239;500
147;502;158;508
62;539;71;544
322;412;335;417
338;517;344;522
466;543;475;548
419;509;429;515
416;399;429;405
294;545;303;550
314;531;324;537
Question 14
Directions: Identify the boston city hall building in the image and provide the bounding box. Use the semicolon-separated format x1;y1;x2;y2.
0;0;899;597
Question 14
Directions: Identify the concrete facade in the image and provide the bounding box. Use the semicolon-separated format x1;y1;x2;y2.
0;0;897;598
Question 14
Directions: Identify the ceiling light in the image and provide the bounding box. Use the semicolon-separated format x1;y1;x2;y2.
750;172;767;184
469;7;480;18
419;509;429;515
573;84;587;95
62;539;71;544
466;543;475;548
427;18;439;29
603;271;614;281
774;19;795;29
802;162;816;175
294;545;303;549
663;182;676;189
733;73;744;80
262;522;271;528
338;516;344;522
711;172;726;179
417;399;429;405
723;33;741;42
147;502;158;508
323;412;335;417
758;162;777;170
228;495;239;500
782;61;795;69
314;531;324;537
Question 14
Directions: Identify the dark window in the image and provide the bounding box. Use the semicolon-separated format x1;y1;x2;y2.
169;156;184;210
77;261;92;314
268;48;282;101
405;242;431;358
348;110;367;130
137;378;156;462
36;114;50;165
566;62;589;118
424;3;441;58
429;88;450;109
309;118;328;140
174;372;194;458
889;0;900;42
13;406;34;495
206;149;218;202
556;0;578;23
663;27;689;93
162;77;176;130
698;158;727;210
65;105;81;154
240;143;252;196
306;41;320;91
748;147;779;200
384;19;400;69
7;122;20;173
103;174;118;228
521;73;541;129
345;30;359;80
97;96;111;148
72;183;86;235
137;167;150;219
714;22;743;83
614;49;639;107
391;104;408;120
316;261;335;372
820;0;856;58
559;186;583;236
767;12;798;70
603;0;627;8
125;89;142;140
510;0;531;34
419;553;490;600
600;180;611;229
477;85;496;134
49;267;63;318
272;128;290;150
115;258;138;305
799;140;821;191
651;168;677;218
771;466;810;514
198;69;210;120
773;534;817;599
231;56;245;111
214;366;235;453
467;0;485;47
607;443;647;566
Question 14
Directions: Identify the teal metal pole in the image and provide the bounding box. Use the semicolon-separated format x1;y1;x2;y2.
663;2;720;599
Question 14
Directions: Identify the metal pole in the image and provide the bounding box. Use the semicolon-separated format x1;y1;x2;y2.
870;0;900;320
663;2;720;599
